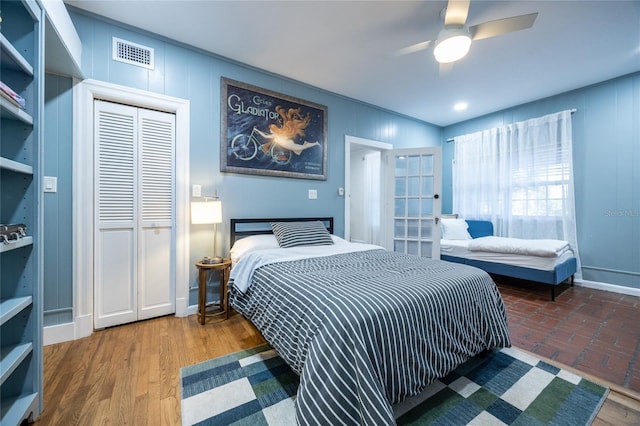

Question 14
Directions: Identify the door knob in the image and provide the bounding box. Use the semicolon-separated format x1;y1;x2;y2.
434;194;440;199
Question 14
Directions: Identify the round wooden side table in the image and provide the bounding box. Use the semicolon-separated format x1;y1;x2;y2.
195;259;232;325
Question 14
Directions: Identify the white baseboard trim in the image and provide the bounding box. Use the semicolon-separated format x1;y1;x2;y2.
42;280;638;346
186;304;198;316
43;322;75;346
75;313;93;340
44;313;93;345
175;296;189;317
43;308;198;345
575;279;640;297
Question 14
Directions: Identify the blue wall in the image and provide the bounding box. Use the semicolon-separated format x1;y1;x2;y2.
41;9;441;322
442;72;640;289
43;74;74;326
42;10;638;328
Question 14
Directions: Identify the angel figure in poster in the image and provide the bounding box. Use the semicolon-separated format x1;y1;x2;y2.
253;105;320;156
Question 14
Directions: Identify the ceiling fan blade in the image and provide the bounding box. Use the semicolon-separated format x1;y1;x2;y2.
394;40;433;56
444;0;470;26
470;12;538;41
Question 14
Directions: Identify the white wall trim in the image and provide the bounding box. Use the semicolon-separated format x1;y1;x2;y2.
186;304;198;316
43;312;94;346
43;322;75;346
344;135;392;242
74;313;93;340
71;78;190;342
575;279;640;297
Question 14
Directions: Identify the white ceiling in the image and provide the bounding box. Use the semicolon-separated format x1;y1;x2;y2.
65;0;640;126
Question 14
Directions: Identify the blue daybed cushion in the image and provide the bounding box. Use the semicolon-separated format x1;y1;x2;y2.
465;220;494;239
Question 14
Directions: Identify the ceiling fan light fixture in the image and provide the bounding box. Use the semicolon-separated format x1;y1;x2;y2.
433;27;472;64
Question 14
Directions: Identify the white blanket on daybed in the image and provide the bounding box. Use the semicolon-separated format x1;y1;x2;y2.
467;236;570;258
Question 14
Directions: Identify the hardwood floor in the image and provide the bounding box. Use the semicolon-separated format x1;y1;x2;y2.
39;314;266;425
38;284;640;425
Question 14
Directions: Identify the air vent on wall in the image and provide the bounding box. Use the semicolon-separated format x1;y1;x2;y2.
112;37;155;70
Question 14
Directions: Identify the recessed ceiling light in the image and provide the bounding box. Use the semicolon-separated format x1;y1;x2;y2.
454;102;468;111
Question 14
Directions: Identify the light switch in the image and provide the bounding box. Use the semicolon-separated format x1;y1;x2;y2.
44;176;57;193
308;189;318;199
192;184;202;197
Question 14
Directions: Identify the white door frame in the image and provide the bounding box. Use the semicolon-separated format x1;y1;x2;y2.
73;79;190;339
344;135;392;242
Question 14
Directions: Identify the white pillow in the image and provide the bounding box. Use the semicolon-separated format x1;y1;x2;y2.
331;235;349;245
230;234;280;263
441;218;472;240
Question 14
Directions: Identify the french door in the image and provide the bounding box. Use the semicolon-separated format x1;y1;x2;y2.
93;100;176;329
385;147;442;258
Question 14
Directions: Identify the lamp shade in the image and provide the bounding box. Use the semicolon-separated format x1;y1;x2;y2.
433;27;472;64
191;200;222;224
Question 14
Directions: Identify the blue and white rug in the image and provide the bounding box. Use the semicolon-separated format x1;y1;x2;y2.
180;344;608;425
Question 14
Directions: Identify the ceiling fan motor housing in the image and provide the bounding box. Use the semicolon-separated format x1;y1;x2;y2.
434;25;472;63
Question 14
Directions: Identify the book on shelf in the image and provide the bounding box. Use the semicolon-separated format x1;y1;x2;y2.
0;90;25;109
0;81;26;109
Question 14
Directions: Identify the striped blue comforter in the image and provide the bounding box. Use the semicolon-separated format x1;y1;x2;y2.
229;249;511;425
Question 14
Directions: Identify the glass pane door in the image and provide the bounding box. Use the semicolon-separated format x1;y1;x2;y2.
387;148;441;258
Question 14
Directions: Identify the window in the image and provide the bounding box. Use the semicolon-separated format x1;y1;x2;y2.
510;154;570;217
452;110;580;277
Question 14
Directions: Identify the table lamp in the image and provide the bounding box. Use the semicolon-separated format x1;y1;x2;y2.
191;197;223;264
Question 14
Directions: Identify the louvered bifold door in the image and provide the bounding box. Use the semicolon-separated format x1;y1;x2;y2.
94;100;138;328
94;101;176;329
137;108;175;320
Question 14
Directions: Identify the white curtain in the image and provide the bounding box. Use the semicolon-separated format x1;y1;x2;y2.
453;110;581;277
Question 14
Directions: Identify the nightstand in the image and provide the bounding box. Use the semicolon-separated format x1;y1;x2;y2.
195;259;232;325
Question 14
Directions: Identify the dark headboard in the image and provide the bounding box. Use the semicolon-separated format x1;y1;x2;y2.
230;217;334;247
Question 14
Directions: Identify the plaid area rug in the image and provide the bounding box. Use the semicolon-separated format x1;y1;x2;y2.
180;344;608;425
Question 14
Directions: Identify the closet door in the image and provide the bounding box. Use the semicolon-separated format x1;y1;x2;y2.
94;101;138;328
94;100;175;329
138;108;175;320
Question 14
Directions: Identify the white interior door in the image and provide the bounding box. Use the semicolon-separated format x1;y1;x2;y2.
94;100;175;329
94;101;137;328
138;108;175;320
385;148;442;258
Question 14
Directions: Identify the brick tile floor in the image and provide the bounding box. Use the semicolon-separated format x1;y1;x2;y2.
496;277;640;393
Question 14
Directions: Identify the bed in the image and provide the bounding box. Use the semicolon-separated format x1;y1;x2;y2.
227;217;511;425
440;219;577;301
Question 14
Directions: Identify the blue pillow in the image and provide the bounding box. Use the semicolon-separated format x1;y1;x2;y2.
271;221;334;248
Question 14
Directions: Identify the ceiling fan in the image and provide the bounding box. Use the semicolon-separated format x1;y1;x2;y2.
397;0;538;64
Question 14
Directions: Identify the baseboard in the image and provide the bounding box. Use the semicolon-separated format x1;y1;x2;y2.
43;308;199;345
43;322;75;346
43;313;93;345
75;313;93;340
186;304;198;316
175;296;189;317
575;279;640;297
50;282;638;347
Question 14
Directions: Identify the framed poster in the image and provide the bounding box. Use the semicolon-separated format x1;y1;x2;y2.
221;78;327;180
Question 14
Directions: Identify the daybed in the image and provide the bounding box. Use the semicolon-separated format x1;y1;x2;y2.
227;217;511;426
440;219;577;301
